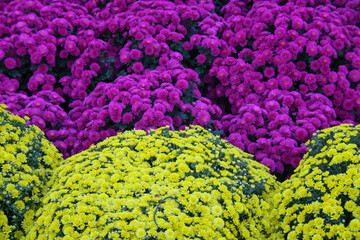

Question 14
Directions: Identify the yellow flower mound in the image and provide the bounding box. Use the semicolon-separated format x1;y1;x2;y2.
275;124;360;239
27;125;280;240
0;104;62;239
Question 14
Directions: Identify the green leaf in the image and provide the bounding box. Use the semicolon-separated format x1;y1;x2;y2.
178;112;189;121
105;69;113;78
212;129;224;136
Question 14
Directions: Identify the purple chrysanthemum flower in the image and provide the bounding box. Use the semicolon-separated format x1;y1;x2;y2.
175;79;189;90
122;112;133;124
196;54;206;64
130;49;143;60
132;62;144;73
197;110;211;126
260;158;276;173
4;58;17;69
279;76;293;90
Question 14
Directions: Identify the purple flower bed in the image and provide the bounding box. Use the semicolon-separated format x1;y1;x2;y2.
0;0;359;180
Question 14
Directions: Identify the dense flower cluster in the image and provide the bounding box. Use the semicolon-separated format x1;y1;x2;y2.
2;0;360;238
27;125;280;239
0;0;359;179
208;0;360;178
0;105;62;239
67;66;223;155
273;124;360;239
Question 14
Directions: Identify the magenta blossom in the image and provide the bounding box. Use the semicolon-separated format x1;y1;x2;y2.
196;110;211;126
4;58;17;69
260;158;276;173
196;54;206;64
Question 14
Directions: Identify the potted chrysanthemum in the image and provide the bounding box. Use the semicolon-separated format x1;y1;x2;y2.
27;125;280;239
274;124;360;239
0;104;62;239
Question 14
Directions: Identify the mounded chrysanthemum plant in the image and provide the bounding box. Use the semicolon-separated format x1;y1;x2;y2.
26;125;281;240
274;124;360;240
0;104;62;239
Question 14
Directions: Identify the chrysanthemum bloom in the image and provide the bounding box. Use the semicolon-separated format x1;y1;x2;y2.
261;10;274;23
31;115;46;129
120;51;131;64
333;39;344;50
24;36;35;48
275;114;290;125
196;54;206;64
217;69;228;80
260;158;276;173
193;102;208;116
266;78;278;90
263;67;275;78
129;49;143;60
304;73;317;85
338;79;350;90
265;100;280;112
279;139;296;151
306;42;318;57
253;81;265;94
190;34;201;45
349;70;360;83
30;53;42;64
276;64;286;74
196;110;211;126
309;60;320;71
247;142;258;154
155;33;166;43
37;44;48;57
306;28;320;40
132;62;144;73
31;74;44;85
42;110;55;123
279;76;293;90
171;115;181;126
170;52;183;62
320;44;336;57
219;47;231;58
255;135;271;149
108;21;118;33
280;49;292;62
322;84;336;96
160;71;172;82
255;128;268;138
211;47;220;56
131;102;144;116
46;129;59;141
310;117;321;128
56;110;67;121
155;89;167;100
104;86;118;100
343;99;354;111
243;112;256;124
291;16;304;29
168;91;180;104
4;58;17;69
283;95;294;106
345;89;356;99
182;41;193;50
109;102;123;123
31;98;46;110
121;112;133;124
175;79;189;90
64;40;76;53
